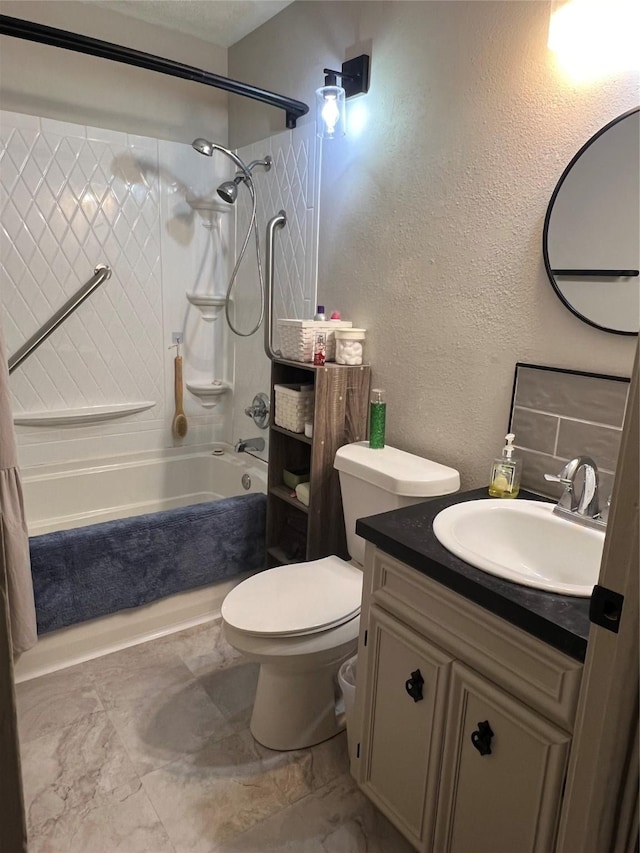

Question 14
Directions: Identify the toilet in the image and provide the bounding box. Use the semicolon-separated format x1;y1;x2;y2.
221;441;460;751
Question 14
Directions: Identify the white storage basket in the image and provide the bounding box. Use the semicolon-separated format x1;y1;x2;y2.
274;383;315;433
277;319;353;363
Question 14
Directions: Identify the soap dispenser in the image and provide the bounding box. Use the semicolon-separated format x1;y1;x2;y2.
488;433;522;498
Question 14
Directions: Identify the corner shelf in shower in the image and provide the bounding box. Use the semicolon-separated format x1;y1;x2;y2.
13;401;156;427
185;294;226;322
185;380;231;408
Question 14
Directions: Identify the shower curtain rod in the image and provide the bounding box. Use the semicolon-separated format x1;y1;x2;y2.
0;15;309;129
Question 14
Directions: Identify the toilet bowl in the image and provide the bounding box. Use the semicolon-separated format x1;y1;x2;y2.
222;556;362;751
222;442;460;751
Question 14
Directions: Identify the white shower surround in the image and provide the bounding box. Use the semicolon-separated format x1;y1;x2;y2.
1;110;320;472
0;110;233;469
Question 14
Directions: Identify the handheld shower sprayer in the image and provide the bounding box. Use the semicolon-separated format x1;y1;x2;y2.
191;139;273;337
192;138;253;202
191;138;215;157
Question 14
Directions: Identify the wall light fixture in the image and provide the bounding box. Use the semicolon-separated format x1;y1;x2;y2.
548;0;639;81
316;54;370;139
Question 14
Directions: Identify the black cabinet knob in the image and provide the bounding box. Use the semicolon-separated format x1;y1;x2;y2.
471;720;494;755
405;669;424;702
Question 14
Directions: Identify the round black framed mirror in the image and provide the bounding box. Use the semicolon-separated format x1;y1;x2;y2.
543;107;639;336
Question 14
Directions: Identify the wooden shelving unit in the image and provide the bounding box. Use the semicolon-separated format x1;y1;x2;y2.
266;358;371;565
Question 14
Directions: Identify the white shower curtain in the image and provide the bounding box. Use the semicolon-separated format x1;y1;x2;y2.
0;320;36;656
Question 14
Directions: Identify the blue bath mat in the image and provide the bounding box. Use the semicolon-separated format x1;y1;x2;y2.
30;492;267;634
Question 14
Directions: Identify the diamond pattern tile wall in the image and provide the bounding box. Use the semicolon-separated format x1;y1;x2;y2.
1;110;319;469
230;123;320;446
0;113;163;425
235;123;319;341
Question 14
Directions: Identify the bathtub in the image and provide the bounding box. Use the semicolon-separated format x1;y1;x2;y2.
15;446;267;682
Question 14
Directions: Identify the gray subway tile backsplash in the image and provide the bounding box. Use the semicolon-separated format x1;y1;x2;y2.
514;366;629;427
516;449;566;500
556;420;622;473
509;364;629;498
511;407;558;456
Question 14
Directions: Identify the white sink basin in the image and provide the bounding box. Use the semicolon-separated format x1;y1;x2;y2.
433;500;605;597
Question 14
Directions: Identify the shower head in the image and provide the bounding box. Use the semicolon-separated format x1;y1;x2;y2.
192;138;215;157
192;137;250;178
217;176;243;204
215;156;273;204
190;138;273;339
192;138;272;174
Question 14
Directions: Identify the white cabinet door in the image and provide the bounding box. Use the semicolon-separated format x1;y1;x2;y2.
435;662;571;853
358;604;453;851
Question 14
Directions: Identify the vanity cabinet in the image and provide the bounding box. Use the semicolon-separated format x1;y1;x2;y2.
266;358;370;566
352;546;583;853
360;605;453;847
434;663;570;853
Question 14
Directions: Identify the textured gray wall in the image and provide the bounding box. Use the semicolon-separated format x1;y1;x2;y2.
229;1;638;489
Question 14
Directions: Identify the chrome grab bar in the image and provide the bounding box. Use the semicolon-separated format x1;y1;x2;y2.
8;264;112;374
264;211;286;362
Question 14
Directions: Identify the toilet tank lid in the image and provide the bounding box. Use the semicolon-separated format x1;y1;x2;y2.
334;441;460;497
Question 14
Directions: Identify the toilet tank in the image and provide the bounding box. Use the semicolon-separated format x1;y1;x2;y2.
334;442;460;566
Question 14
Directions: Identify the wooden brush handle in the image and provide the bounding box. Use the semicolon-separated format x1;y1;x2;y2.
174;356;184;411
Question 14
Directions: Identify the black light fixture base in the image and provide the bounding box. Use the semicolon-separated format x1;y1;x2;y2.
341;54;370;98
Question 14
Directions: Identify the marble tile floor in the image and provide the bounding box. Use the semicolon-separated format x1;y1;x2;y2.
16;618;415;853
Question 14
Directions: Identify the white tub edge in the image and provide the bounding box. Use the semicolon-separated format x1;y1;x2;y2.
14;573;252;683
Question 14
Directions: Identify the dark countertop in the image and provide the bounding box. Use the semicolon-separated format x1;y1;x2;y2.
356;488;591;662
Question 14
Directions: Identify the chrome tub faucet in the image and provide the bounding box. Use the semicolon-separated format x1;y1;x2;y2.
235;437;266;454
544;455;606;529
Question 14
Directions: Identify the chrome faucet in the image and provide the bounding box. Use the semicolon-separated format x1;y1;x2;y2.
544;455;606;529
234;437;265;454
244;392;270;429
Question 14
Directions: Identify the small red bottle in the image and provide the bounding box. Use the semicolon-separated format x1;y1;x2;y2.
313;331;326;365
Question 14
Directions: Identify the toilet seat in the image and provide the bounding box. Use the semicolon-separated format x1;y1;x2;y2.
222;556;362;638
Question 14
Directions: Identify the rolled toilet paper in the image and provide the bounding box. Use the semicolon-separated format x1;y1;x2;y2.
295;481;310;506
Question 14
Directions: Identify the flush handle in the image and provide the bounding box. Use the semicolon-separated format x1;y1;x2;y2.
471;720;494;755
405;669;424;702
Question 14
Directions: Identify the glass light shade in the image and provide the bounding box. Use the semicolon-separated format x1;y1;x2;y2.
316;85;346;139
548;0;640;81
